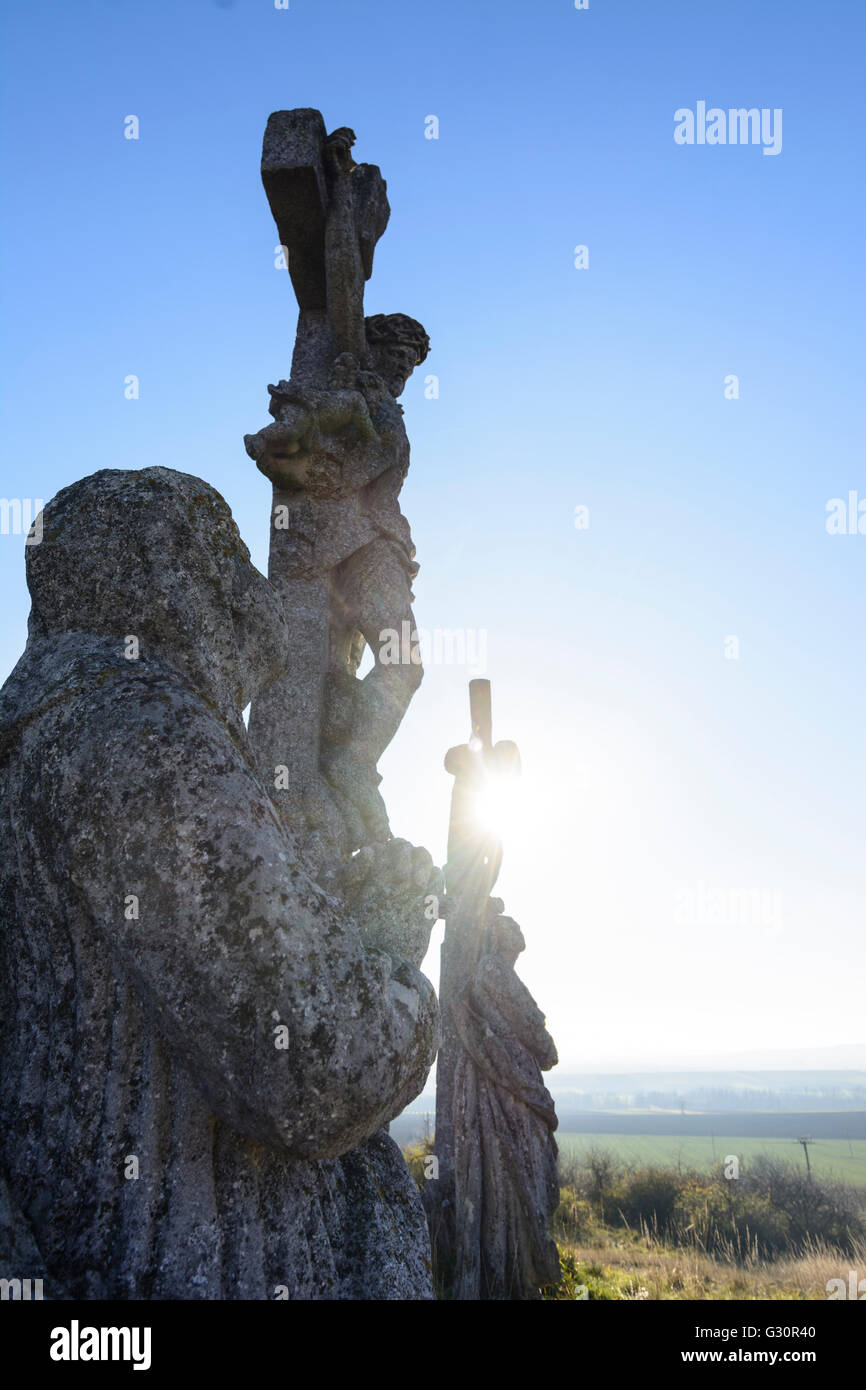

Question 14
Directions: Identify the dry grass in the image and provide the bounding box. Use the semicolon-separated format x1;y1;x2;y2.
762;1239;866;1299
550;1229;866;1301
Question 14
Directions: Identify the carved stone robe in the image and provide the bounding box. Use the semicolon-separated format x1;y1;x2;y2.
452;949;560;1299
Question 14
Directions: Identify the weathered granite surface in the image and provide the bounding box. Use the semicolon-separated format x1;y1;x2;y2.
0;467;438;1298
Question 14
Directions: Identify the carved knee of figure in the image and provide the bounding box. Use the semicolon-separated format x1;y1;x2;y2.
319;645;420;851
398;645;424;695
347;544;423;716
320;542;422;847
369;640;423;727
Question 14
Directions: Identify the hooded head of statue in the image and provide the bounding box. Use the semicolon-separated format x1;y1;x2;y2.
19;466;287;729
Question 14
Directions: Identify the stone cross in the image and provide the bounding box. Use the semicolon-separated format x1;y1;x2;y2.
443;678;518;898
262;109;390;382
429;681;519;1257
429;680;560;1298
245;111;431;871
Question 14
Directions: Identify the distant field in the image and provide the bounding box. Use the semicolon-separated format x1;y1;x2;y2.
556;1132;866;1189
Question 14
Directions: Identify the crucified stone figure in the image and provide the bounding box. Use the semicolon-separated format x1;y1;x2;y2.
244;111;431;869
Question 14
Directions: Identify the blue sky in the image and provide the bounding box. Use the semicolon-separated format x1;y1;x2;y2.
1;0;864;1069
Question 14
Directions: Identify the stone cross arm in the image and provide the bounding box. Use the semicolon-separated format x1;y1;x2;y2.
444;679;521;779
262;109;391;315
444;680;520;899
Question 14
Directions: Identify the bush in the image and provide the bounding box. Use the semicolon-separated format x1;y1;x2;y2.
744;1157;864;1255
404;1134;436;1191
558;1148;866;1262
617;1167;682;1234
568;1147;622;1215
673;1173;792;1259
554;1190;597;1243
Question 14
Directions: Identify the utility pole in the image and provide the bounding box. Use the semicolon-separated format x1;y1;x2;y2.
796;1135;814;1179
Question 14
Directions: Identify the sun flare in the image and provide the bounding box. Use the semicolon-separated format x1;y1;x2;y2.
473;769;523;841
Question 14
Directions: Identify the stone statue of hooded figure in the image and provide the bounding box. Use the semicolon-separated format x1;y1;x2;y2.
452;913;560;1300
0;466;438;1299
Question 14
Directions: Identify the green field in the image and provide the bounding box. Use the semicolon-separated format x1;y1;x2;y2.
557;1132;866;1189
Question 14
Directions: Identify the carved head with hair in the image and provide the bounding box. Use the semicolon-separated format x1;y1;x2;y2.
364;313;430;398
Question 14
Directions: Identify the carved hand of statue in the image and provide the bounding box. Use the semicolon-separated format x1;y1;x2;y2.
336;838;444;968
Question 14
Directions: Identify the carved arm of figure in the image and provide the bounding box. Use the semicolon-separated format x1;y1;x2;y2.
243;359;378;491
